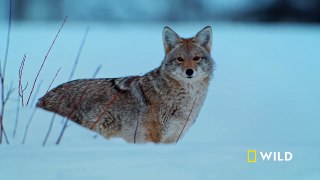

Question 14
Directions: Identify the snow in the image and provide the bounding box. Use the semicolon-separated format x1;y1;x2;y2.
0;22;320;179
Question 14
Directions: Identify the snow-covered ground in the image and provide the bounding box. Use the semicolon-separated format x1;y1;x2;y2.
0;22;320;179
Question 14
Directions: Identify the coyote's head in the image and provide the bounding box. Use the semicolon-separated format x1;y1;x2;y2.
161;26;214;83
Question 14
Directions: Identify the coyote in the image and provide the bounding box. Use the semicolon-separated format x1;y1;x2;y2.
37;26;215;144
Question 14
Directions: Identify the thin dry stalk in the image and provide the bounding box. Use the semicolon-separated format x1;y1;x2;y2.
176;98;197;143
42;68;62;146
55;27;90;144
30;80;43;106
13;97;20;137
68;27;89;81
1;125;9;144
133;114;140;143
18;54;28;106
92;65;102;78
0;0;12;144
90;91;123;130
47;67;61;92
3;81;15;141
2;0;12;78
0;71;5;144
42;113;56;146
21;81;43;144
0;79;15;144
91;65;102;139
90;78;136;130
56;93;86;145
26;16;68;106
55;118;68;145
21;107;36;144
4;82;15;105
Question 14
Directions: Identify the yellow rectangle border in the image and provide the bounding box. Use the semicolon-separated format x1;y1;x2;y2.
247;150;257;163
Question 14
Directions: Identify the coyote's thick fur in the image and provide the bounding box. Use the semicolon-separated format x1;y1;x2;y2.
37;26;215;143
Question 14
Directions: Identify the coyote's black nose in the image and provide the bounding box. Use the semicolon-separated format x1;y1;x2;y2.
186;69;194;77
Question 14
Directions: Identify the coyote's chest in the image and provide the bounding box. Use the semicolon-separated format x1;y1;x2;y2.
158;82;208;143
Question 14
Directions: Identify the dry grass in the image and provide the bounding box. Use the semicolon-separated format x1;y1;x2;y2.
25;16;68;107
0;0;13;144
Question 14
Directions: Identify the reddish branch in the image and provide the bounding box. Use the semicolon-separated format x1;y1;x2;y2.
89;78;141;143
89;77;137;131
18;54;28;106
26;16;68;106
90;91;124;130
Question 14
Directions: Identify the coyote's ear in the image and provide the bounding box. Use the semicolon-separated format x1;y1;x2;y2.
163;27;182;53
193;26;212;52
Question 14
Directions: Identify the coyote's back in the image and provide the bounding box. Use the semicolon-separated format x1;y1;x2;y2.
37;26;215;143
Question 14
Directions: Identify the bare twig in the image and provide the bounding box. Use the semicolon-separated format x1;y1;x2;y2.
42;67;62;146
176;98;197;144
21;108;36;144
26;16;68;106
2;0;12;78
55;118;68;145
55;92;86;145
90;91;124;130
92;65;102;78
55;27;90;144
1;125;9;144
91;89;122;140
42;113;56;146
13;97;20;137
4;81;15;105
0;78;14;143
30;80;43;106
68;27;89;81
90;78;137;131
133;114;140;143
0;0;12;144
18;54;28;106
91;65;102;139
0;69;5;144
22;81;43;144
47;67;62;92
2;81;15;141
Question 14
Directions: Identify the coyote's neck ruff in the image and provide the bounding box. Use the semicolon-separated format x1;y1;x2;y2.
37;26;215;143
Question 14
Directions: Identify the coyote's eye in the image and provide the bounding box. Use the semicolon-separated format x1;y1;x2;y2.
193;56;201;61
176;57;184;62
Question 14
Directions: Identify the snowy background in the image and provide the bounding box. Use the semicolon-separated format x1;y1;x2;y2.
0;0;320;180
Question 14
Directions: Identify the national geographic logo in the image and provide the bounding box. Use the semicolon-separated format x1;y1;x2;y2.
247;150;293;163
